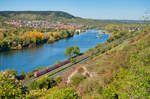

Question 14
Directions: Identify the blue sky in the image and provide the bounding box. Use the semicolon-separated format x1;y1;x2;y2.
0;0;150;20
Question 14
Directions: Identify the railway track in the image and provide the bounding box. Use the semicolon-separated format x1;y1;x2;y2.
23;35;133;85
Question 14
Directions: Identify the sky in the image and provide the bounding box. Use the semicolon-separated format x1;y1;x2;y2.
0;0;150;20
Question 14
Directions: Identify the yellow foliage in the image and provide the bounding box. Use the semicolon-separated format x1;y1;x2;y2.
23;31;44;43
53;32;59;37
0;32;4;39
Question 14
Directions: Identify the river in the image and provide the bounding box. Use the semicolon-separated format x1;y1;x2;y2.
0;28;109;73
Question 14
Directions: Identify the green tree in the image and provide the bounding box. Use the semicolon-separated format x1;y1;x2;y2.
65;46;74;57
0;71;23;98
65;46;80;57
38;76;56;89
73;46;80;56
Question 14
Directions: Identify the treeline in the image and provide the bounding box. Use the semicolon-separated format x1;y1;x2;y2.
0;28;76;51
104;23;144;42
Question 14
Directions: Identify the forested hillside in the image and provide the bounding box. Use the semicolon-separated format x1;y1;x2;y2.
0;11;76;22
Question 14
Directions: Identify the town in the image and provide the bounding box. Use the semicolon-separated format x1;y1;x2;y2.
5;20;84;29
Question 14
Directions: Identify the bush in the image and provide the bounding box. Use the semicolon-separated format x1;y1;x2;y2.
54;76;62;84
27;80;39;90
45;87;80;99
17;71;26;80
71;73;86;85
81;79;102;94
97;68;105;74
27;76;56;90
5;69;18;76
71;58;77;63
38;76;56;89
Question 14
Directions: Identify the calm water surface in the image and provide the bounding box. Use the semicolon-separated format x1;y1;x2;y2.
0;29;109;73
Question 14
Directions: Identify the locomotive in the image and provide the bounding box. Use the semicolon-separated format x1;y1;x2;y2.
34;59;70;77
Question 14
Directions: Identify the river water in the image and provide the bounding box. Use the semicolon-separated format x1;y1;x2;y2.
0;28;109;73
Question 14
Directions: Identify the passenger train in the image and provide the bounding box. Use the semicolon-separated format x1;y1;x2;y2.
34;59;70;77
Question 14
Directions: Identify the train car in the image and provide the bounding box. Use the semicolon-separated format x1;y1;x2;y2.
34;69;47;77
34;59;70;77
46;60;69;72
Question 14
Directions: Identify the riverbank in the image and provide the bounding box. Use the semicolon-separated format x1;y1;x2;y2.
0;28;81;52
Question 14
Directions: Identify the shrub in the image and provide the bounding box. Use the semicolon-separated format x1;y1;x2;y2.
89;54;93;59
38;76;56;89
97;68;105;74
25;88;47;98
71;58;77;63
27;76;56;90
81;79;102;94
27;80;39;90
45;87;80;99
71;73;86;85
5;69;18;76
77;67;84;73
54;76;62;84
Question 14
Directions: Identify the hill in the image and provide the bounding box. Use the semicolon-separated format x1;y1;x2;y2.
0;11;143;25
0;11;78;22
0;11;75;18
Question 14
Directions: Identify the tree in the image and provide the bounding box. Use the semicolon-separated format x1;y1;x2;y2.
65;46;74;57
0;71;23;98
38;76;56;89
73;46;80;56
65;46;80;57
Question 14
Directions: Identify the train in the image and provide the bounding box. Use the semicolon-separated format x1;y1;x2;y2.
34;59;70;77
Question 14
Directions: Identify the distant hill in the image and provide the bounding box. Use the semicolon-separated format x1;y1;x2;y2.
0;11;75;18
0;11;77;22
